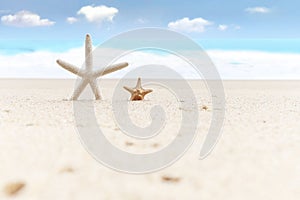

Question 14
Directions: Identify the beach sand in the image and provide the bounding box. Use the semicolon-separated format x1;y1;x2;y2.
0;79;299;200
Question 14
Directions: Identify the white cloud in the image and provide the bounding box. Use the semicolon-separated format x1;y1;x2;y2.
234;25;241;30
168;17;212;33
245;7;270;14
218;24;241;31
66;17;78;24
136;18;147;24
1;47;300;79
207;50;300;79
1;10;55;27
77;5;118;23
0;47;85;78
218;24;228;31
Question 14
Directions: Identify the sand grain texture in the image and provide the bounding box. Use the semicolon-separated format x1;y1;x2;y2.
0;79;299;200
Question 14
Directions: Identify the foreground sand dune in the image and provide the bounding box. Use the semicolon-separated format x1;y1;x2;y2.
0;79;299;200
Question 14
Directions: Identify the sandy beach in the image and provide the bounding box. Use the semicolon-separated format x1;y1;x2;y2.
0;79;299;200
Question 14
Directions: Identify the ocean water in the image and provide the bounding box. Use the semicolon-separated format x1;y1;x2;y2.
0;39;300;55
198;39;300;53
0;39;84;55
0;38;299;79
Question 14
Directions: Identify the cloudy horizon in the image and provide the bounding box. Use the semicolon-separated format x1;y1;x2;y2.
0;0;299;79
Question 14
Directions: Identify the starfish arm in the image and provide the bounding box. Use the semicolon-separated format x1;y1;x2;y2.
92;62;129;77
142;89;153;95
89;79;102;100
136;77;142;89
123;86;134;94
130;95;137;101
56;59;83;77
85;34;93;71
70;79;89;100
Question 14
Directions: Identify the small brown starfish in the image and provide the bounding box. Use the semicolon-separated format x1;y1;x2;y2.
123;77;153;101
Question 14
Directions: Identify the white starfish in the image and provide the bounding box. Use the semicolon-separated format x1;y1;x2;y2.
56;34;129;100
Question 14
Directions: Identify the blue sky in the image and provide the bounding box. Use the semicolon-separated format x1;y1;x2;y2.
0;0;299;79
0;0;299;42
